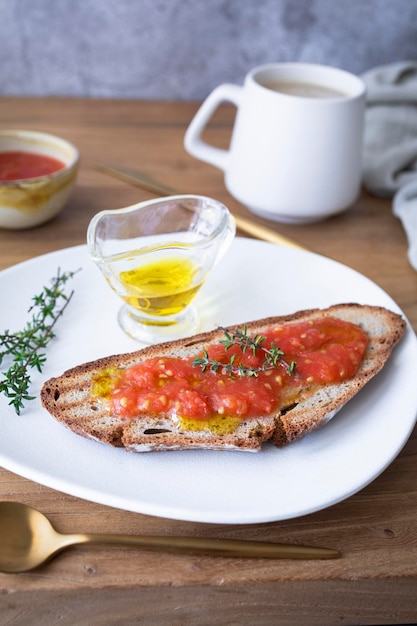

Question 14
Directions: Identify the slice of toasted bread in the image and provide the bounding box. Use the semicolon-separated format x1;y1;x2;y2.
40;304;406;452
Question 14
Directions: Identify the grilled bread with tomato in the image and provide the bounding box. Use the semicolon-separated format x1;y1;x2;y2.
41;304;406;452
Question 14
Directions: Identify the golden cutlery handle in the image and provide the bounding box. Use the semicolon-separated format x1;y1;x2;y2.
95;163;176;196
94;163;304;250
74;533;339;560
233;215;304;249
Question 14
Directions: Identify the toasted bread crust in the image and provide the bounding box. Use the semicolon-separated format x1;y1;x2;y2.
40;304;406;452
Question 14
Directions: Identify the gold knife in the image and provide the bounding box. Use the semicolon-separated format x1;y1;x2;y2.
94;162;305;250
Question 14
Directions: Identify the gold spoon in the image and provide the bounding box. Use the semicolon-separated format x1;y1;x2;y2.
93;163;305;250
0;501;339;572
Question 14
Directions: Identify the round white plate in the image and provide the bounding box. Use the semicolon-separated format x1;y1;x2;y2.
1;239;416;524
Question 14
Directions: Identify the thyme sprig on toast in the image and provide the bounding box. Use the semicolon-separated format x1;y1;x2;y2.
192;325;297;378
0;268;79;415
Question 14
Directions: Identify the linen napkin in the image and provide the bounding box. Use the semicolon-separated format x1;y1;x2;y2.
361;61;417;271
392;181;417;271
361;60;417;197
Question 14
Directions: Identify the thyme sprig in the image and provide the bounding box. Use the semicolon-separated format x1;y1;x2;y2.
192;325;297;378
0;268;79;415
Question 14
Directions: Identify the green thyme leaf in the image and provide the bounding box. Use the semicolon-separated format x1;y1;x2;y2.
192;325;297;378
0;267;79;415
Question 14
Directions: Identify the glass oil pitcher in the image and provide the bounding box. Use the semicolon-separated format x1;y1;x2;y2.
87;195;236;343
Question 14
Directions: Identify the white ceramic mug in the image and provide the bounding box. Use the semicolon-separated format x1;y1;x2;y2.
184;63;366;224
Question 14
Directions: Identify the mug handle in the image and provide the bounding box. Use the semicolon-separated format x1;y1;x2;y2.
184;83;242;171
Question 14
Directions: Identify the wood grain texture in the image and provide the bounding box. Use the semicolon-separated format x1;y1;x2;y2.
0;97;416;625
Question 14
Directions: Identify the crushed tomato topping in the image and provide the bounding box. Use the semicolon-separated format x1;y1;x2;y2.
91;317;369;431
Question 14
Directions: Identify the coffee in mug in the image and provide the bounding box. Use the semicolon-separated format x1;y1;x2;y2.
184;63;366;224
260;79;347;99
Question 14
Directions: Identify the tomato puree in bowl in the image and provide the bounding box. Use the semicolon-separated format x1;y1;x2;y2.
0;151;66;181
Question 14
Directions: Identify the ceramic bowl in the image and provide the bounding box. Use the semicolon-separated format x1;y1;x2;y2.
0;130;79;229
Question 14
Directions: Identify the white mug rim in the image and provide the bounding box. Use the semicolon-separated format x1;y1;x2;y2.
248;62;365;101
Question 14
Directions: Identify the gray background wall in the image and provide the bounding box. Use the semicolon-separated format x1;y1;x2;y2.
0;0;416;100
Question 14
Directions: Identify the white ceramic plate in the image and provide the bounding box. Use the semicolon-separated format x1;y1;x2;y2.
1;239;416;524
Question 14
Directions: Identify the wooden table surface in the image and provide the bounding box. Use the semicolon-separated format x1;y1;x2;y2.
0;98;416;626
